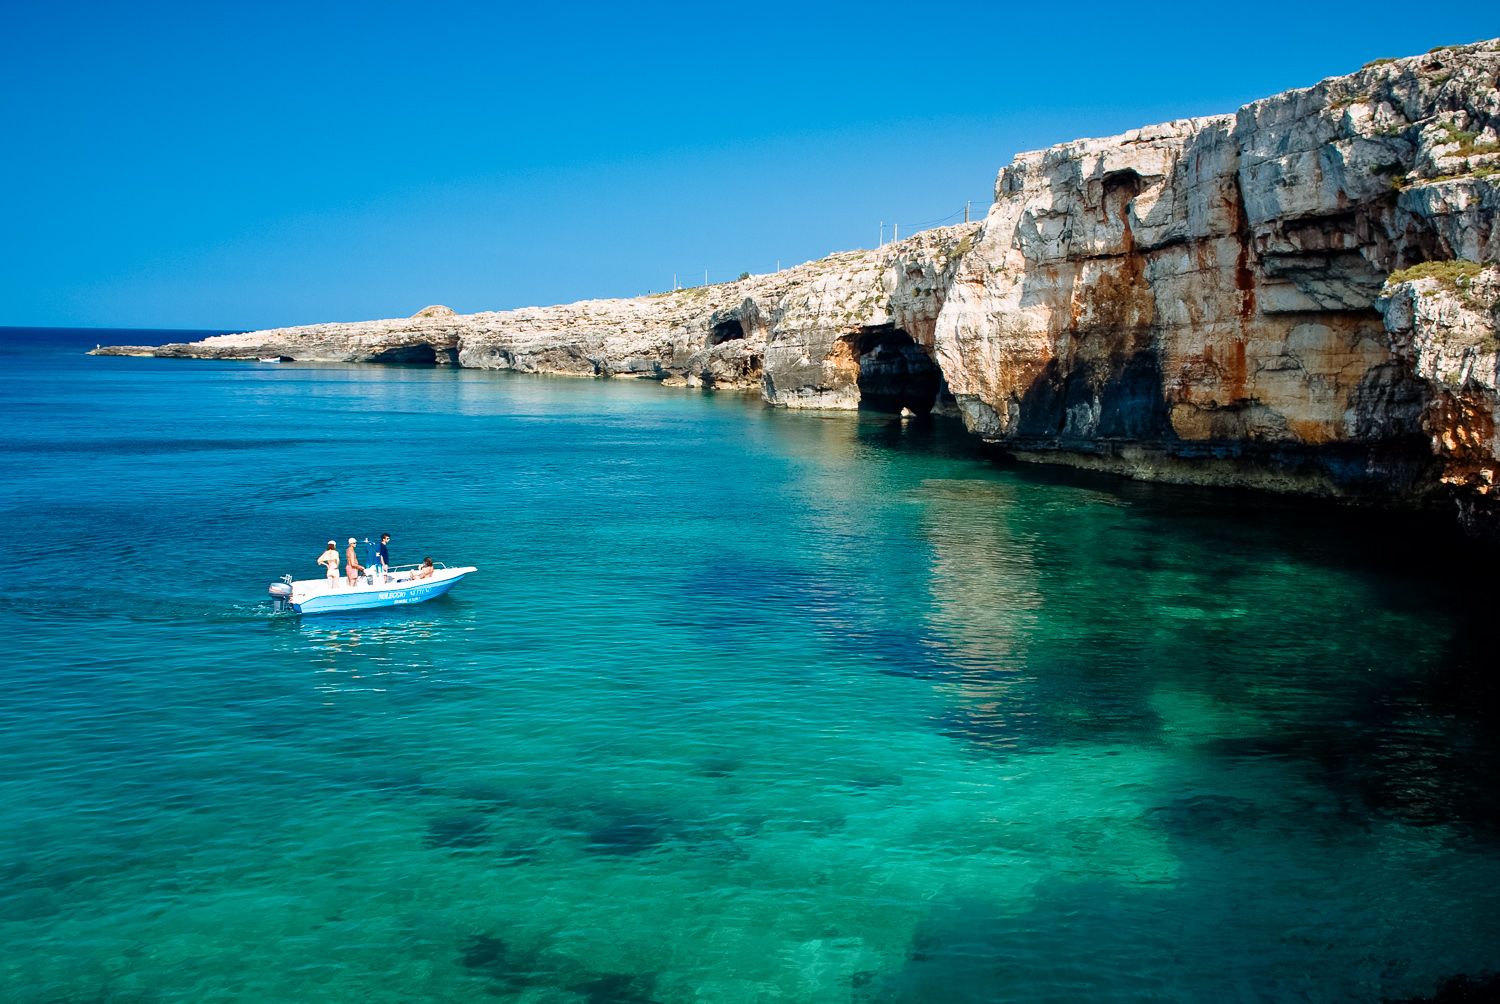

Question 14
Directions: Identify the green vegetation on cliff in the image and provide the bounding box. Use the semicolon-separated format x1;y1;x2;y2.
1386;259;1486;290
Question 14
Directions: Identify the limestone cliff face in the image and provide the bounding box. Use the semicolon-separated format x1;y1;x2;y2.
96;229;978;412
1379;263;1500;531
94;39;1500;530
97;306;467;364
936;39;1499;519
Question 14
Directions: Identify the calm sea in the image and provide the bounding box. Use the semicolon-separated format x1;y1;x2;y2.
2;327;1497;1003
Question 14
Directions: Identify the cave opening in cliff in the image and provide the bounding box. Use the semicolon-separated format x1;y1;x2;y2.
368;342;440;364
1101;168;1144;202
708;319;744;346
851;325;943;414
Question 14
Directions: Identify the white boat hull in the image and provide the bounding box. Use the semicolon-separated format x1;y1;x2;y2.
284;566;476;614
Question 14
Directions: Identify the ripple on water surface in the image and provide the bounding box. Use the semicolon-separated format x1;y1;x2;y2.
1;341;1498;1003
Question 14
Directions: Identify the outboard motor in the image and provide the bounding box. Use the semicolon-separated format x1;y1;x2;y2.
269;579;293;613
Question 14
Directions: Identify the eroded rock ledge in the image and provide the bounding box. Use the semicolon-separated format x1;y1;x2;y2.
96;39;1500;533
94;229;977;415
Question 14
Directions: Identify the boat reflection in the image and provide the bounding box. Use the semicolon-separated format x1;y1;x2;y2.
266;605;476;693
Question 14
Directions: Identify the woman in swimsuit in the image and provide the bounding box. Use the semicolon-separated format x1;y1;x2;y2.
317;541;339;587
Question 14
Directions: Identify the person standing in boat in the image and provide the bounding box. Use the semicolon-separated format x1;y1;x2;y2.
345;537;365;586
317;540;340;588
376;534;392;578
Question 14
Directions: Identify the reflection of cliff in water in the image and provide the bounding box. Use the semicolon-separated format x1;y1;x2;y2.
915;474;1043;750
915;458;1500;835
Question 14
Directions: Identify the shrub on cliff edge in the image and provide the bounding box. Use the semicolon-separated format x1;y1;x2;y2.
1387;259;1486;290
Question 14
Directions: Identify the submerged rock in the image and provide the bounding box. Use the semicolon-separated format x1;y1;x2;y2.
1388;973;1500;1003
583;812;670;855
426;813;490;848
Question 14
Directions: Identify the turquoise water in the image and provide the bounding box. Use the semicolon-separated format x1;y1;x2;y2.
2;328;1498;1003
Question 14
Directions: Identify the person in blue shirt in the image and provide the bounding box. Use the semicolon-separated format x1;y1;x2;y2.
376;534;391;576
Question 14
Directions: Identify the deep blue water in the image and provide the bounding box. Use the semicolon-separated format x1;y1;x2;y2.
2;327;1498;1003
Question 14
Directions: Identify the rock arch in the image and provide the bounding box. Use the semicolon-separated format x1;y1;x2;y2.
848;325;943;414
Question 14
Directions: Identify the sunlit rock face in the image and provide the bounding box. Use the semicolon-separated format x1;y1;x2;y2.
453;231;976;411
96;319;466;365
935;40;1499;521
1378;263;1500;532
96;229;979;409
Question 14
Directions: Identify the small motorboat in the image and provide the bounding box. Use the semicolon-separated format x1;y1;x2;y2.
268;562;477;614
258;357;283;363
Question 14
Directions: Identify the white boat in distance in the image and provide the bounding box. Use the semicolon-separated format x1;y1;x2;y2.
268;562;477;614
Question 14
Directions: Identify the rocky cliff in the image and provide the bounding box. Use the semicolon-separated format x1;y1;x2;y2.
96;39;1500;532
934;40;1499;526
95;228;977;414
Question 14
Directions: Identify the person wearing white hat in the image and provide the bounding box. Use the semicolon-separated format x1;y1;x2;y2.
317;540;340;588
345;537;366;586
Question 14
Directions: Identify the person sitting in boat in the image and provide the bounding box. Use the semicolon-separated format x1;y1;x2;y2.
345;537;366;585
318;541;340;586
413;557;435;580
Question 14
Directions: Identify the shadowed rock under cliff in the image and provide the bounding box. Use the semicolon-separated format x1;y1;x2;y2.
94;39;1500;532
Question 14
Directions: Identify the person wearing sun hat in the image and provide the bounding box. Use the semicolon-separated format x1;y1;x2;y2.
317;540;340;588
345;537;366;586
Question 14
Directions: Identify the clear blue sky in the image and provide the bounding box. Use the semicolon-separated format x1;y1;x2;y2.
3;2;1496;331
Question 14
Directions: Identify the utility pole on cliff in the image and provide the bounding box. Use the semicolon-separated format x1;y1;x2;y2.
965;201;970;223
673;273;677;291
704;269;708;287
879;222;884;247
894;223;898;245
